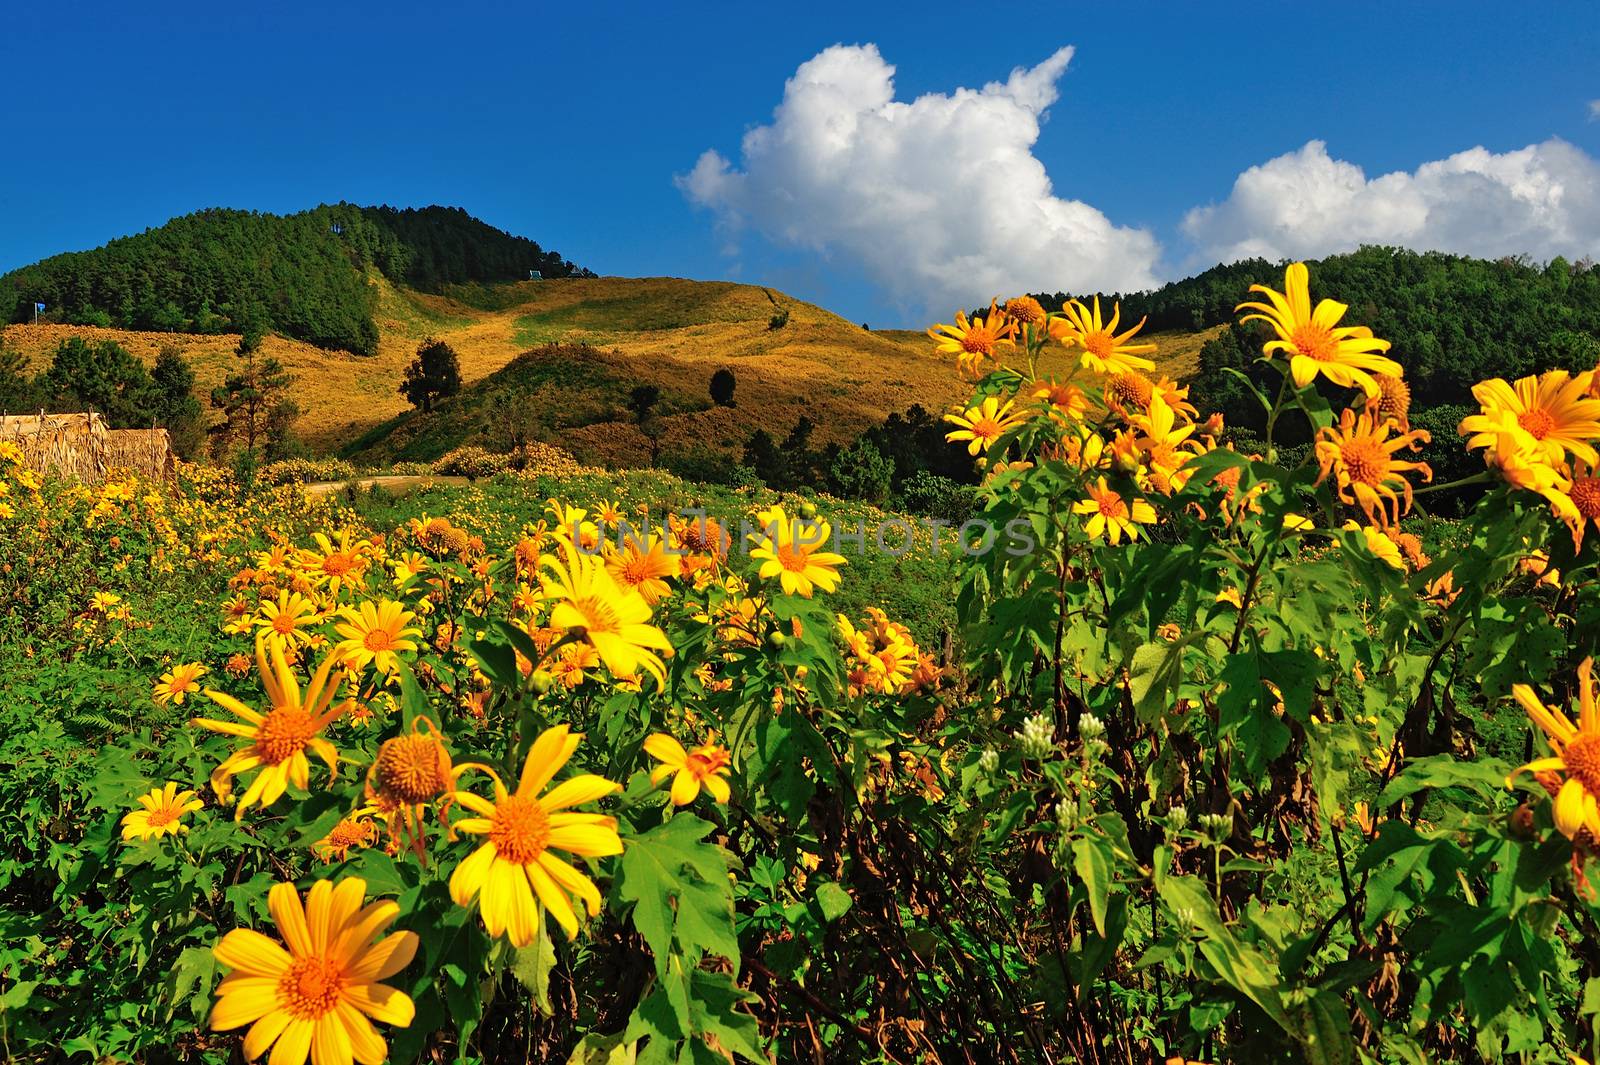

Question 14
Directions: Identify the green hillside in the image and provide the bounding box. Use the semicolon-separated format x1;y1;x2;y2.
0;204;591;355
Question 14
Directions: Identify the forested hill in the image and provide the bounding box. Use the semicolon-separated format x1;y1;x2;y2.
1033;246;1600;410
0;204;592;355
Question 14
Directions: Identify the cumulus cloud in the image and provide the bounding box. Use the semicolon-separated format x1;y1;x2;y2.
1182;138;1600;267
1589;99;1600;121
677;44;1160;315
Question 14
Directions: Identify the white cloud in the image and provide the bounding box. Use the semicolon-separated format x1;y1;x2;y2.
1182;138;1600;267
678;44;1161;315
1589;99;1600;121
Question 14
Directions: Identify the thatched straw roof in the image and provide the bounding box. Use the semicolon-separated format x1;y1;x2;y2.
105;427;176;483
0;411;110;485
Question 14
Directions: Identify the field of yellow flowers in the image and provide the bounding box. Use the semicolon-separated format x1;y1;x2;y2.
4;263;1600;1064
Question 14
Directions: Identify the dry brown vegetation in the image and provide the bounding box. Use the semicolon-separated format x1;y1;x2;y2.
2;276;1214;461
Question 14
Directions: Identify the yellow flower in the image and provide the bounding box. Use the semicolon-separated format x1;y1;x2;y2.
255;591;322;653
1072;477;1156;544
1509;658;1600;842
928;299;1017;377
209;877;417;1065
192;635;345;819
1032;378;1089;422
121;782;203;841
1054;296;1157;377
450;725;623;945
644;733;733;805
749;505;848;597
604;531;678;605
1343;520;1405;570
1313;408;1432;529
297;530;372;595
594;498;625;525
541;544;673;687
153;662;209;706
389;552;428;589
333;601;422;677
1461;370;1600;467
943;396;1028;455
1235;262;1401;397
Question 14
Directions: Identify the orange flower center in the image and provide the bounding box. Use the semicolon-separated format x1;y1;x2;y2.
364;627;396;652
971;418;1002;442
272;613;298;634
376;733;449;803
1564;733;1600;795
490;794;551;865
1339;438;1389;486
322;553;355;576
146;806;176;828
1096;491;1129;520
1082;332;1114;362
255;705;317;764
775;542;815;573
1517;407;1557;440
619;554;659;584
960;328;996;356
1572;477;1600;520
1108;372;1153;410
279;956;345;1019
1291;323;1338;362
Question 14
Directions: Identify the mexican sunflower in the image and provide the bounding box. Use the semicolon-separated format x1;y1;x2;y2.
297;531;371;595
209;877;417;1065
943;396;1028;455
153;662;208;706
1053;296;1157;377
1313;408;1432;529
644;733;733;805
192;635;345;819
604;531;678;604
1236;262;1401;397
749;505;847;597
1509;658;1600;842
332;600;422;677
1072;477;1156;544
255;591;322;653
121;782;204;841
540;544;673;687
1460;370;1600;467
928;299;1017;377
449;725;623;945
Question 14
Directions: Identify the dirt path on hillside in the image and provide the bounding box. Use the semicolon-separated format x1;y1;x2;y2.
302;475;470;498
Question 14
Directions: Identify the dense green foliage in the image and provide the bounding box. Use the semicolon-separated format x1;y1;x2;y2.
1;205;590;355
4;335;203;451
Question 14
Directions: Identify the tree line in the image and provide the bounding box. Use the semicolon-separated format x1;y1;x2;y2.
1028;245;1600;412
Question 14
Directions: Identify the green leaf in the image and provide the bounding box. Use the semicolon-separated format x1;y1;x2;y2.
814;881;853;923
512;934;557;1016
1073;836;1113;936
617;816;739;976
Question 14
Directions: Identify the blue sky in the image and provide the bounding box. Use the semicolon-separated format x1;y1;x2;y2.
2;1;1597;325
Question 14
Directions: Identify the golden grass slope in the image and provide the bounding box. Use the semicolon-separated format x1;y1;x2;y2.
1;276;1214;462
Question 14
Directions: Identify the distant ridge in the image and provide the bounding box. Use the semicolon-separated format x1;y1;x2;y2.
0;204;593;355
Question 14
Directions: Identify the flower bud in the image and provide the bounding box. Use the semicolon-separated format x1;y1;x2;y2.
1016;713;1054;760
1078;711;1106;742
529;669;554;694
978;747;1000;775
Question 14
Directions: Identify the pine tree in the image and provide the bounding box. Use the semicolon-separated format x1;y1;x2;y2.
210;333;296;459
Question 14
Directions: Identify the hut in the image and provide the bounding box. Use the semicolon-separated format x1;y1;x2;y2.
0;411;110;485
105;427;176;483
